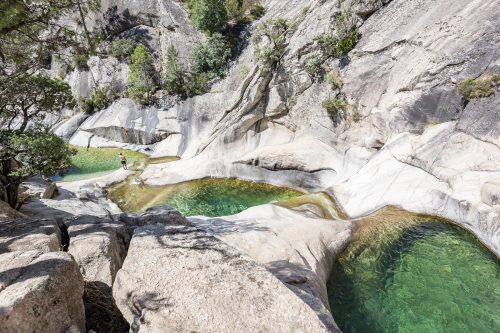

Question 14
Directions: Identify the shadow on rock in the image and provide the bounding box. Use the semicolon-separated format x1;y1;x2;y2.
84;281;130;333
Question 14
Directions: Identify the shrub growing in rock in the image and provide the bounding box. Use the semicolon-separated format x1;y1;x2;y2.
108;38;136;60
305;53;322;80
164;46;209;97
192;33;232;79
326;70;343;90
458;74;499;100
247;2;265;20
77;88;113;114
128;44;157;104
225;0;242;21
72;52;89;70
251;18;289;72
322;97;349;120
315;10;361;58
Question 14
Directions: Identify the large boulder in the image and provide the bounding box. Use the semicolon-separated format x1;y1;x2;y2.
118;205;190;236
190;204;352;329
67;215;129;286
0;251;85;333
70;98;180;146
113;225;336;332
0;218;61;254
0;200;25;222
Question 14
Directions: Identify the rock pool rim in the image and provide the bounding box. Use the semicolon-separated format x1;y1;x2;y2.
347;206;500;260
328;206;500;333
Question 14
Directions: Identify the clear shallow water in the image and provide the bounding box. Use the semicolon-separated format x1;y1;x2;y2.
328;215;500;333
108;177;301;217
52;147;146;182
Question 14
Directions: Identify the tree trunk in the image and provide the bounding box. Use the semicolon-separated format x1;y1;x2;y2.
77;0;94;53
0;161;20;209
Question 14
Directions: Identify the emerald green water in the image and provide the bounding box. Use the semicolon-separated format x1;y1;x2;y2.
109;177;301;217
328;218;500;333
53;147;146;182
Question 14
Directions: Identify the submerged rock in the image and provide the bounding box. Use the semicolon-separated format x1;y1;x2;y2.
113;224;336;332
0;251;85;333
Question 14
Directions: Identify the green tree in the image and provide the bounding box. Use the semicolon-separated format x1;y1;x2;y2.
108;38;136;60
128;44;157;104
192;33;231;79
0;1;93;209
164;45;185;96
225;0;242;21
0;75;73;132
0;75;75;208
190;0;228;33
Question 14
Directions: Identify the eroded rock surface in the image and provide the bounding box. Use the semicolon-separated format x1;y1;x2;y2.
113;224;337;332
0;251;85;333
190;204;352;329
67;216;129;286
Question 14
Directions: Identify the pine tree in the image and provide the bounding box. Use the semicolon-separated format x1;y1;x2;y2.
128;44;157;104
164;45;185;95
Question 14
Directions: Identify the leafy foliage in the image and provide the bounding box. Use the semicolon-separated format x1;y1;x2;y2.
0;75;73;131
322;97;349;120
225;0;242;21
315;10;361;58
304;53;322;79
247;2;265;20
251;18;289;72
189;0;228;34
457;74;499;100
3;131;75;179
77;88;112;114
192;33;232;79
164;45;186;96
0;1;99;208
128;44;157;104
164;46;209;98
108;38;136;60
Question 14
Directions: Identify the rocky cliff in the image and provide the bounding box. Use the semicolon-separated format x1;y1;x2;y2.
11;0;496;331
56;0;500;254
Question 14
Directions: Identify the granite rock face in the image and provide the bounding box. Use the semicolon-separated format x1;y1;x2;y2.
67;215;129;286
0;251;86;333
0;218;61;254
190;204;352;330
129;0;499;255
113;224;337;332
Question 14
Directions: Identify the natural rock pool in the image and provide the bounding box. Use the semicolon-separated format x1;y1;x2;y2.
328;208;500;333
53;147;146;182
108;177;302;217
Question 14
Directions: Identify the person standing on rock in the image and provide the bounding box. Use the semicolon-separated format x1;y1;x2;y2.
119;153;128;170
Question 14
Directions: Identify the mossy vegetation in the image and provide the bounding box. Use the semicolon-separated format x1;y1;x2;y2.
457;74;500;100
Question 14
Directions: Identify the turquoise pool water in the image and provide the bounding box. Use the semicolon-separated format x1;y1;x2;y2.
109;177;301;217
328;219;500;333
53;147;146;182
